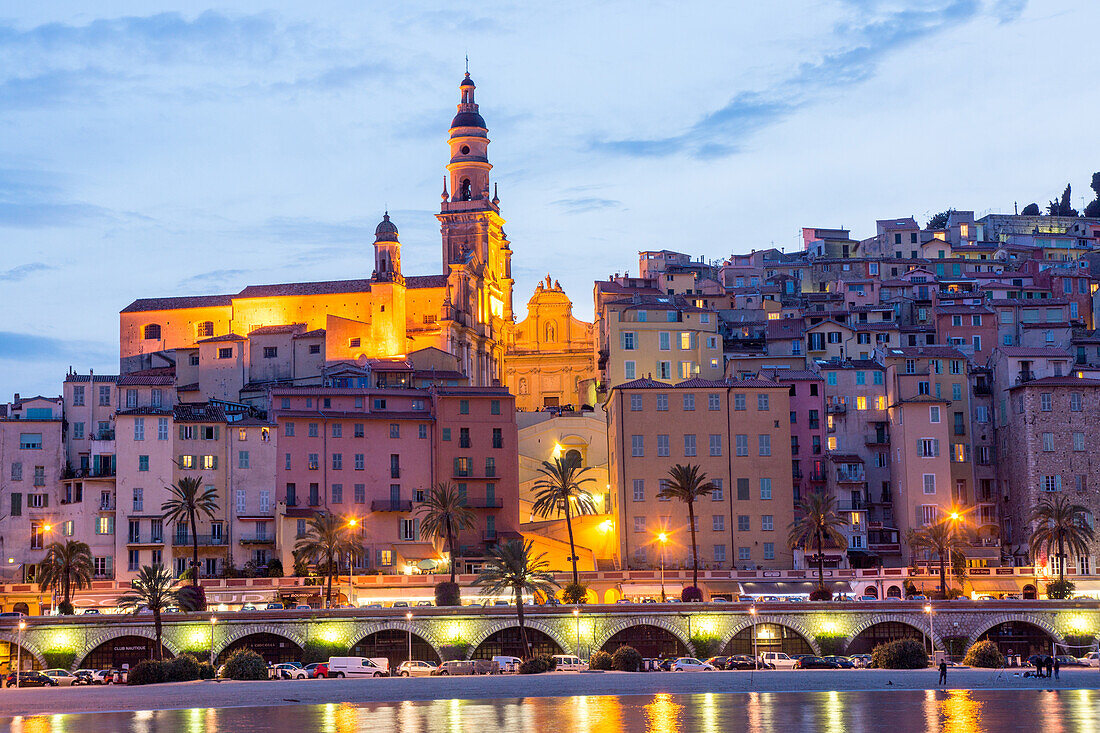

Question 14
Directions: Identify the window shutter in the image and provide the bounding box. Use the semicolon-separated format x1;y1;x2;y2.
214;425;220;440
179;425;186;440
10;493;20;517
933;439;940;457
212;456;218;470
42;493;48;508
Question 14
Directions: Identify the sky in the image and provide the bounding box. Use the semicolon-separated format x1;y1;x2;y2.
1;0;1099;397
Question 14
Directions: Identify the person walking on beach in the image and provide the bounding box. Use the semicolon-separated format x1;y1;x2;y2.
1054;656;1060;679
938;660;947;686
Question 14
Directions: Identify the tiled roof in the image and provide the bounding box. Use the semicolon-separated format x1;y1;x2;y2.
117;406;173;416
760;369;821;381
249;323;306;336
117;374;175;386
406;275;449;289
886;346;966;359
173;403;227;423
765;320;803;338
64;374;119;383
121;294;234;313
731;378;787;387
675;378;729;388
827;453;864;463
294;329;326;339
1010;376;1100;389
197;333;245;343
877;218;918;230
237;279;373;298
997;347;1072;357
613;378;667;390
177;383;200;392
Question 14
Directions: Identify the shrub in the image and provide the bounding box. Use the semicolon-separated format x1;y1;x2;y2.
589;650;613;671
166;654;201;681
518;654;557;674
178;585;207;612
611;645;643;672
962;640;1005;668
439;643;470;661
562;583;588;604
222;649;269;680
128;660;170;685
816;635;846;656
681;586;704;602
1046;579;1075;599
690;636;721;659
57;600;75;616
435;582;461;607
809;588;832;601
871;638;928;669
266;559;284;578
43;651;76;671
302;640;347;665
197;662;216;680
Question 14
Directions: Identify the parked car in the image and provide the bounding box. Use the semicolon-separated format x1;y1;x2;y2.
540;597;561;606
391;601;410;608
1055;655;1087;667
1079;651;1100;668
857;595;880;602
72;669;95;685
326;657;389;678
41;669;78;686
273;663;308;680
909;595;929;601
304;662;328;678
726;655;763;670
396;660;438;677
265;603;285;610
240;603;258;612
824;656;856;669
432;659;496;675
760;652;798;669
82;608;101;615
551;655;588;671
492;656;522;673
293;604;313;611
849;654;873;668
704;656;731;670
671;657;715;672
5;671;58;688
416;601;434;607
794;656;840;669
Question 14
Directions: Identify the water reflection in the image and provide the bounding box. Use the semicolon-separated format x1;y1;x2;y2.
5;690;1100;732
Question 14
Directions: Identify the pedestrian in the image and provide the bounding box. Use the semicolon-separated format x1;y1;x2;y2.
1046;656;1053;678
938;660;947;686
1054;656;1060;679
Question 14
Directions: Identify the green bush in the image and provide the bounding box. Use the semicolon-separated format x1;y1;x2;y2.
589;650;613;670
518;654;557;674
562;583;588;604
57;600;75;616
871;638;928;669
302;640;347;664
816;635;846;656
222;649;269;680
128;660;170;685
178;585;207;612
962;640;1005;668
681;586;704;602
166;654;201;681
1046;579;1075;599
197;662;216;680
690;636;721;659
266;559;284;578
435;582;461;607
439;643;470;661
43;651;76;671
809;588;832;601
611;645;643;672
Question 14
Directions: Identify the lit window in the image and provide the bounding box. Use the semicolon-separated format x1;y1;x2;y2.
856;396;867;410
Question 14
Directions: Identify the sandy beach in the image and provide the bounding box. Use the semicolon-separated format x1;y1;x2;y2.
2;668;1099;718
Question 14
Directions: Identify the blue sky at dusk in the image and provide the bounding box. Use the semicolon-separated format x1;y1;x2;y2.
2;0;1098;396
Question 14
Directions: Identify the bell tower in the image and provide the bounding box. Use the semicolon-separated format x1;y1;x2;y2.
446;72;491;205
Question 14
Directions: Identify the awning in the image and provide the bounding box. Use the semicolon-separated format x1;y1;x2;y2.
740;580;852;597
702;581;744;594
206;588;278;605
967;578;1024;593
620;583;683;596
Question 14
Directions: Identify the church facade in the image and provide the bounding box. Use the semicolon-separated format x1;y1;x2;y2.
120;73;514;391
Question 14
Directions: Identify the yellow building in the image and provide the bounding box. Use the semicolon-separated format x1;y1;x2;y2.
504;277;596;410
120;73;513;390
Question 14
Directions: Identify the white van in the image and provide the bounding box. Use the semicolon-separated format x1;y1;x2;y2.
326;656;390;677
492;656;522;673
552;655;588;671
760;652;797;669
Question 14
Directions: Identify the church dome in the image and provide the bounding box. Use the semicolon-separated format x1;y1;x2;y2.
450;110;486;129
460;73;476;88
374;212;399;243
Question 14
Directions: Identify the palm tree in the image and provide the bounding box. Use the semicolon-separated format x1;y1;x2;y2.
475;540;559;657
907;519;968;598
417;482;475;585
161;476;219;588
1029;494;1094;585
787;493;848;598
532;453;598;588
38;540;93;614
657;464;716;591
117;564;179;660
294;512;359;608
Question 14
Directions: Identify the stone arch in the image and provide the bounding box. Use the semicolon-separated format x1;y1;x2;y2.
846;613;944;652
602;588;621;604
721;615;820;655
214;623;306;658
0;631;47;668
465;619;572;659
348;620;443;659
967;613;1062;648
594;615;692;655
76;626;181;666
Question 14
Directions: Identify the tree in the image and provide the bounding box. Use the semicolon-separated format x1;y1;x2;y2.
1083;172;1100;219
37;540;93;614
161;476;219;594
294;512;359;608
787;493;848;599
926;210;952;230
475;540;559;657
117;564;180;660
531;453;598;589
657;464;716;592
1021;203;1041;216
1029;494;1094;586
1047;183;1078;217
907;519;968;598
417;482;475;586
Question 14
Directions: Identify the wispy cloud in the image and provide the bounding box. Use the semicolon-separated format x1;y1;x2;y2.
552;197;622;214
592;0;998;159
0;263;53;282
0;331;113;362
178;268;252;293
0;167;125;228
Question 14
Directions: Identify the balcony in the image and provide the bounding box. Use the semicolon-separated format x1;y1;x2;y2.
371;500;413;512
974;384;991;396
809;469;826;482
953;425;966;436
1016;370;1036;384
482;530;498;542
836;470;866;484
171;534;225;547
464;497;503;509
827;403;847;414
865;433;890;446
90;430;115;441
99;499;116;511
239;534;275;544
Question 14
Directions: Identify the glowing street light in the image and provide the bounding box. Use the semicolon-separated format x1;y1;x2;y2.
657;532;669;602
405;612;413;663
16;620;25;688
749;606;759;666
209;616;217;669
924;604;935;658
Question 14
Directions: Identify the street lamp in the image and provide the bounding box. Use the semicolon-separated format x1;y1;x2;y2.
405;612;413;663
346;518;359;605
657;532;669;602
572;607;580;658
210;616;217;669
924;604;934;659
750;606;758;666
16;620;25;688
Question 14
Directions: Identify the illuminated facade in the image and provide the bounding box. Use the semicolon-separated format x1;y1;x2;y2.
120;72;513;392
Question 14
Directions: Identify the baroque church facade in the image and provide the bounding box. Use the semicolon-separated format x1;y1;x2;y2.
119;73;514;389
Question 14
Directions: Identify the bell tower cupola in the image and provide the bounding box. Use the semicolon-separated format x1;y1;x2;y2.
373;212;402;283
447;72;491;203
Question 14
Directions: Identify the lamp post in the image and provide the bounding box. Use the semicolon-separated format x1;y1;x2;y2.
924;604;934;659
405;612;413;663
210;616;217;669
346;518;358;607
16;620;25;688
572;607;580;658
658;532;669;602
750;606;758;667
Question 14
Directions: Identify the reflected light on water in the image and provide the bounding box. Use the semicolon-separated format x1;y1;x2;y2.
822;690;844;733
1039;690;1066;733
940;690;982;733
644;692;682;733
700;692;718;733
